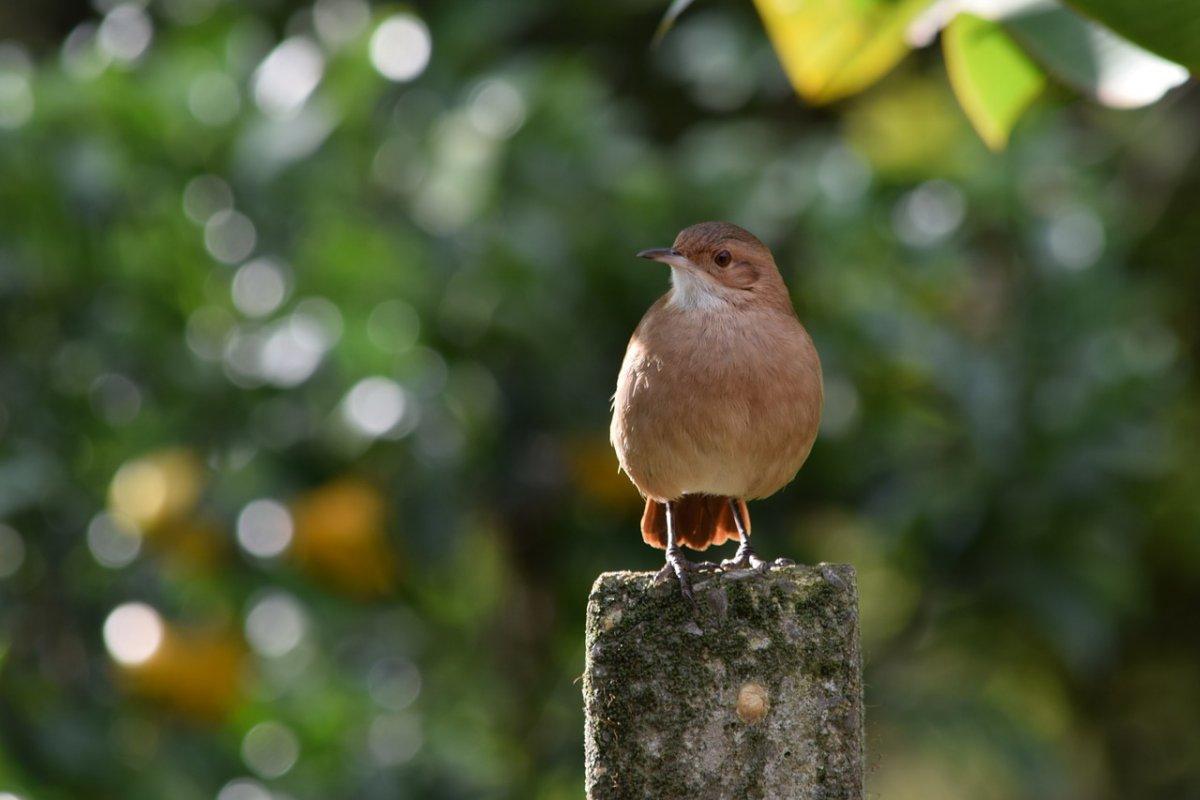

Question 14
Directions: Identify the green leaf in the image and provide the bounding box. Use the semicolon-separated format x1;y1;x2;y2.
753;0;933;105
943;12;1046;150
653;0;700;45
1062;0;1200;72
1002;2;1189;108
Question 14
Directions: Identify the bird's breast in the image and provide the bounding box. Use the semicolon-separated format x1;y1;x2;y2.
610;303;822;501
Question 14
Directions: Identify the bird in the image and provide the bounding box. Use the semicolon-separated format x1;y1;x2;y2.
609;222;823;601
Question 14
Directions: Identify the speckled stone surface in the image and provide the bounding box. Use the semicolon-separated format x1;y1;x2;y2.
583;564;863;800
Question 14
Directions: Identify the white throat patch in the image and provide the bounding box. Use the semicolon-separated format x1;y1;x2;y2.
669;268;725;311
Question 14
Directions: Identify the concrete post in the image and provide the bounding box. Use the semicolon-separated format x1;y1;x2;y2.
583;564;863;799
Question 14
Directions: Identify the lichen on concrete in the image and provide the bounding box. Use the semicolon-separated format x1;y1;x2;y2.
583;564;863;800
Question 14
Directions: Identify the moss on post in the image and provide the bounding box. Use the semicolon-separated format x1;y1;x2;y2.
583;564;863;800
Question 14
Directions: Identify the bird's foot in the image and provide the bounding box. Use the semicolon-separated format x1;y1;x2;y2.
655;547;702;603
721;546;793;572
720;552;766;571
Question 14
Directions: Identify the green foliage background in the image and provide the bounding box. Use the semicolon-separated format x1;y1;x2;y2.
1;0;1199;798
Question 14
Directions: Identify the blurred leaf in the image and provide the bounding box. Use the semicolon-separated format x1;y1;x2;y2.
845;74;976;178
1003;2;1189;108
653;0;700;45
943;13;1045;150
753;0;934;104
156;517;227;570
567;434;641;510
1062;0;1200;71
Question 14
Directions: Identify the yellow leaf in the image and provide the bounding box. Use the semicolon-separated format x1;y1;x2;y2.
754;0;932;104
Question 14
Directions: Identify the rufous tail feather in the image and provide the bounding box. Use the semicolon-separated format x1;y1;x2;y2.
641;495;747;550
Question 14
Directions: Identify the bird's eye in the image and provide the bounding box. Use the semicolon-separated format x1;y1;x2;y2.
714;249;732;267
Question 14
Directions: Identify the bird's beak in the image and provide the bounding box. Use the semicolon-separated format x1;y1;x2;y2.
636;247;691;269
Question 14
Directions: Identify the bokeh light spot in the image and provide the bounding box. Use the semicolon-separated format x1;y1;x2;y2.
892;179;965;248
367;299;420;354
0;44;33;129
368;713;421;766
817;144;871;207
103;602;164;666
244;591;307;658
1044;206;1105;271
90;372;143;426
0;523;26;579
87;512;142;569
204;209;257;265
313;0;370;48
183;174;233;224
61;23;110;80
255;324;323;387
247;299;341;388
665;16;755;112
216;778;271;800
368;658;421;711
253;37;324;119
241;720;300;778
236;499;293;558
369;15;431;82
294;297;343;343
185;305;235;362
188;71;241;126
467;78;526;139
819;376;861;439
110;461;167;524
342;377;409;439
232;257;290;318
161;0;219;25
108;449;204;531
98;4;153;63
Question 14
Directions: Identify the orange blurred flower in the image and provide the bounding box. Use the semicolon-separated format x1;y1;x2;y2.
290;478;399;599
111;617;246;724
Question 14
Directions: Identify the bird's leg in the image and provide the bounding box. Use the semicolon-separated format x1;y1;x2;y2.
721;498;765;570
653;500;696;602
721;499;794;571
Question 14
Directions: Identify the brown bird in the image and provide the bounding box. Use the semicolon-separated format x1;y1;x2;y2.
610;222;823;600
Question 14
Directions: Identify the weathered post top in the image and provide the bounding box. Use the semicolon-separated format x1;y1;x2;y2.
583;564;863;800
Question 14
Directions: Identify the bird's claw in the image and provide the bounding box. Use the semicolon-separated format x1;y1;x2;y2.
655;548;699;604
720;554;764;571
656;545;791;608
720;548;793;573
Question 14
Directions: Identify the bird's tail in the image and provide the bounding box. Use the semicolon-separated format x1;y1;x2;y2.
641;495;747;551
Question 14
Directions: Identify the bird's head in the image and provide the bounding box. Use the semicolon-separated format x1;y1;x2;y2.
636;222;789;311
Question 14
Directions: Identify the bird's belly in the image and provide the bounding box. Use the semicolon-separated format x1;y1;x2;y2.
666;414;813;498
613;368;819;501
671;454;758;498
